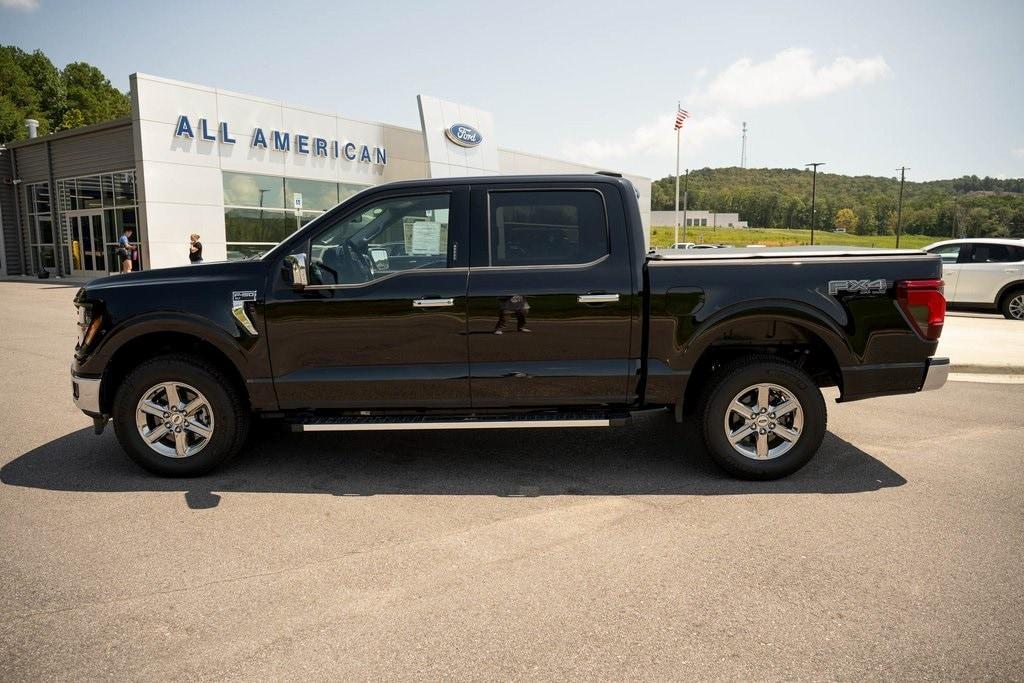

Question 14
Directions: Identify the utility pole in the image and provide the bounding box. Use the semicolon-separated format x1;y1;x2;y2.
805;162;825;245
952;199;959;239
682;169;689;242
895;166;909;248
740;122;747;168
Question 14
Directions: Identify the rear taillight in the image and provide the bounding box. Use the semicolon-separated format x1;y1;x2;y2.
896;279;945;341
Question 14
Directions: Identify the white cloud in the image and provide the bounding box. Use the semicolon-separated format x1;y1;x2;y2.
1012;147;1024;158
695;48;890;109
560;48;889;176
562;112;736;171
0;0;40;10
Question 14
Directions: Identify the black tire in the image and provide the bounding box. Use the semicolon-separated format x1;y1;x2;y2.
112;354;250;476
1000;287;1024;320
700;356;827;480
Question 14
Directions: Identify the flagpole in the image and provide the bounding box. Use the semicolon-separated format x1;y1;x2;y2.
674;101;681;247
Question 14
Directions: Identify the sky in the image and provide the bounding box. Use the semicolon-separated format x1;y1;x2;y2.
2;0;1022;181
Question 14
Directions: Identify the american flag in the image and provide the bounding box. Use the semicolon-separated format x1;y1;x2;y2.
674;107;690;130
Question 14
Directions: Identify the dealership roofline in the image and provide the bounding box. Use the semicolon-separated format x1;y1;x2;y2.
5;117;132;150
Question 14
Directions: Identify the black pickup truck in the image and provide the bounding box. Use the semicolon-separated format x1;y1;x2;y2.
71;174;949;479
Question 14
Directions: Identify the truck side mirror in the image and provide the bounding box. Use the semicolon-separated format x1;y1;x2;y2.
284;253;308;290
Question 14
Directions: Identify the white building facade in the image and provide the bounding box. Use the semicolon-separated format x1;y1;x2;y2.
0;73;651;278
649;210;747;229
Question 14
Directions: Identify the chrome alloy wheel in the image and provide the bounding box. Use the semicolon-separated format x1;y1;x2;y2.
723;382;804;460
1009;293;1024;320
135;382;214;459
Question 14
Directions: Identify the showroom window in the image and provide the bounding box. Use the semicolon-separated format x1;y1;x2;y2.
57;171;141;273
223;172;367;260
23;182;56;273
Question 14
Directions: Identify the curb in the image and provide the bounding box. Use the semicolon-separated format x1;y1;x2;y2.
949;364;1024;375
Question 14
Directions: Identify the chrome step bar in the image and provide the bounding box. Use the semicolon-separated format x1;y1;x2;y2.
294;414;626;432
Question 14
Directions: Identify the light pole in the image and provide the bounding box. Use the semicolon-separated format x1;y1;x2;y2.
681;169;689;242
805;162;825;245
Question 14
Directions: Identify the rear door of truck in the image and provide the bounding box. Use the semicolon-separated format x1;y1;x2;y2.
465;181;637;408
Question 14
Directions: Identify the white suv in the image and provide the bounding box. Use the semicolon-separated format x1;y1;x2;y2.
924;238;1024;320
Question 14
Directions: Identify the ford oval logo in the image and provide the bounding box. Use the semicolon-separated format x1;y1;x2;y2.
445;123;483;148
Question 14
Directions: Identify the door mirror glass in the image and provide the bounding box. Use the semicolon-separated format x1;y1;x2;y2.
284;253;308;289
369;248;390;272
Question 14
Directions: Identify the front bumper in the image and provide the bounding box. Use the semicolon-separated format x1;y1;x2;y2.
71;365;102;416
922;357;950;392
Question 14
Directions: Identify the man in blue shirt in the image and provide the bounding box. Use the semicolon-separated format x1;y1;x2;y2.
118;227;136;273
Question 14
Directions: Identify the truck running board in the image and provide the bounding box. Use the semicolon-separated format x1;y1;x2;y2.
293;413;629;432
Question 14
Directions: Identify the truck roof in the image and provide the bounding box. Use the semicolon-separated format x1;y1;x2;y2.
368;174;637;191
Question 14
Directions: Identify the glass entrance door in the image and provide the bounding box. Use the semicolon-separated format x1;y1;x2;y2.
69;212;107;276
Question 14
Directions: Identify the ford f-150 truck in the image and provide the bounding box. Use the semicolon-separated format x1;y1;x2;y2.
71;174;949;479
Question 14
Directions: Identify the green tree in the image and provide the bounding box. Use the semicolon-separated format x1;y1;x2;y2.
59;61;130;130
835;208;859;232
0;45;129;143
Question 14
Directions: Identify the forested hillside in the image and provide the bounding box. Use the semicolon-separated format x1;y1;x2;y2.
0;45;130;143
651;167;1024;238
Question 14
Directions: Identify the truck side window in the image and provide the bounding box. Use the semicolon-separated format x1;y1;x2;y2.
308;194;450;286
488;190;608;267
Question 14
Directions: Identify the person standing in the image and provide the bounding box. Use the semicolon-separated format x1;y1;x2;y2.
118;227;136;274
188;233;203;264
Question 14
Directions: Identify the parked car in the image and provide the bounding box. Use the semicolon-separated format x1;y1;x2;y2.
924;238;1024;319
670;242;696;249
71;174;948;480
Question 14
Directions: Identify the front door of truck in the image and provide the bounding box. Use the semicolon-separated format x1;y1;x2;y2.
265;187;471;410
465;183;636;408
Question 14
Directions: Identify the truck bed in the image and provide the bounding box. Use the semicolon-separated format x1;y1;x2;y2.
648;246;930;261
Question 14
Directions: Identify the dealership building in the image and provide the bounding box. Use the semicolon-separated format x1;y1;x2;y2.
0;73;651;278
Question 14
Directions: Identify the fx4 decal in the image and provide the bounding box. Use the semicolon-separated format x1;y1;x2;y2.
828;279;888;296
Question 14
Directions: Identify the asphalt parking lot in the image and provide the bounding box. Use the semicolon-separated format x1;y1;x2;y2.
1;281;1022;680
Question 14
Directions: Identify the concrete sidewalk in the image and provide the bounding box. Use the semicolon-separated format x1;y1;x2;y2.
938;313;1024;373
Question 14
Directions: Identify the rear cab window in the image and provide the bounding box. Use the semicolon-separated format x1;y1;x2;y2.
487;190;609;267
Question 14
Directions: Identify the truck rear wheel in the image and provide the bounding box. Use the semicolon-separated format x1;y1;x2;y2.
112;354;250;476
700;356;826;480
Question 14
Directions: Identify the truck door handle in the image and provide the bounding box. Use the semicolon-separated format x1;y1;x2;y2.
577;293;620;304
412;298;454;308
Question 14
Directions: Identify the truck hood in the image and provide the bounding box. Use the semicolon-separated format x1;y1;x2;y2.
82;259;267;294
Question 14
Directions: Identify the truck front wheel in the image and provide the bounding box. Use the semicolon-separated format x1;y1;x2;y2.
112;354;250;476
700;357;827;480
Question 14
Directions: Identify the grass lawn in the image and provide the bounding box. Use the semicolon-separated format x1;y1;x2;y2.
650;226;938;250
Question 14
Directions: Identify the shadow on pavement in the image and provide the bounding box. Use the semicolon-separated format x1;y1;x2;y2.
1;415;905;508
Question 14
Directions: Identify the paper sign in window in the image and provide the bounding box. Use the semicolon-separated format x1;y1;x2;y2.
409;221;443;256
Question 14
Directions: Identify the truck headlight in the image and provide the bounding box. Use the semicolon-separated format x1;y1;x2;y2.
76;302;103;350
